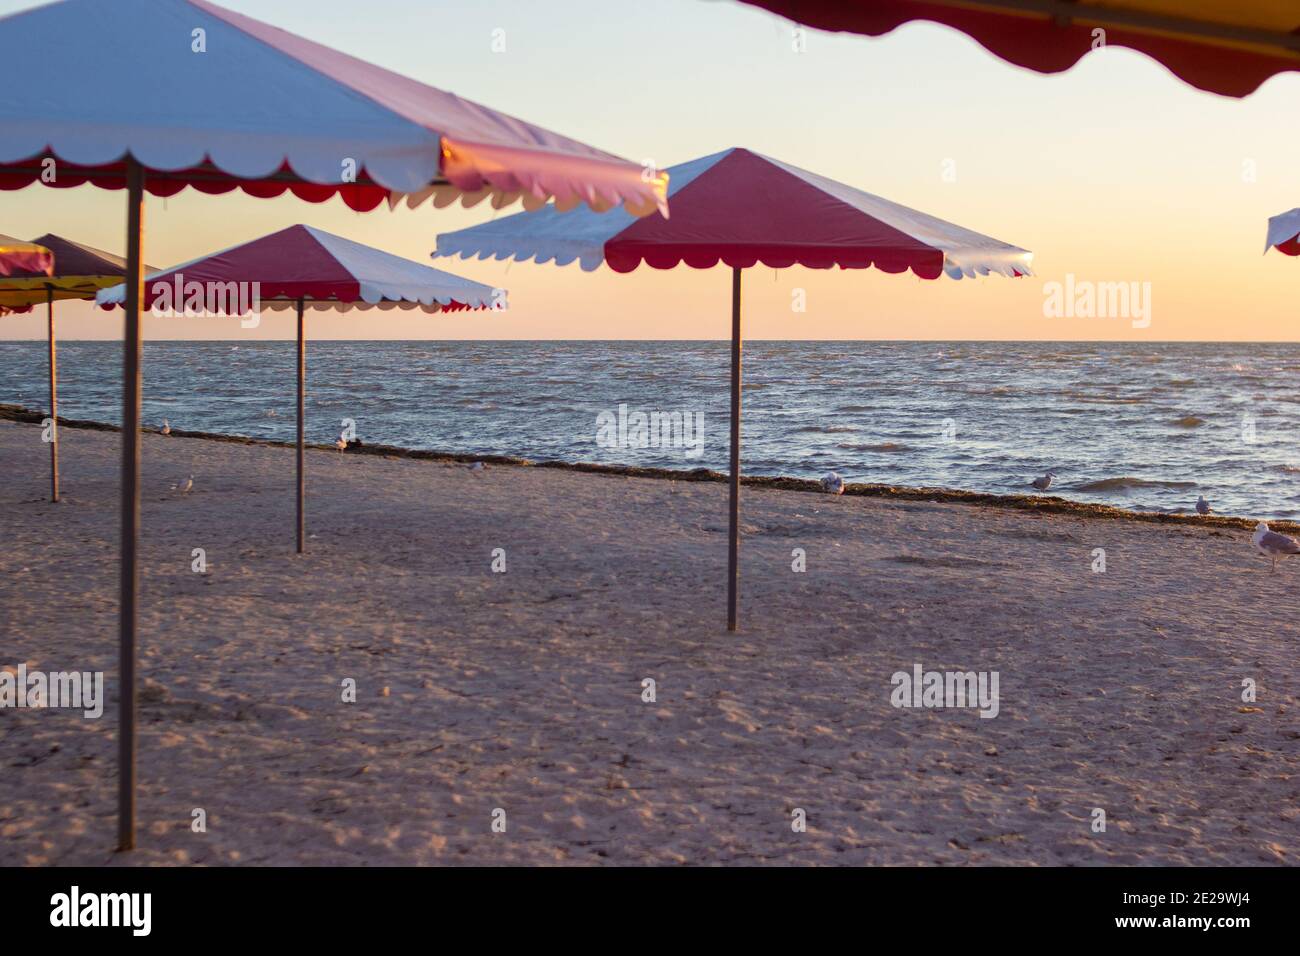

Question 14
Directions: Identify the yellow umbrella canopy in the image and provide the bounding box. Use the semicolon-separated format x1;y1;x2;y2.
0;233;137;311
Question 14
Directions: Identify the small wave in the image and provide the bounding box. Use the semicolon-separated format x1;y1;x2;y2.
793;424;856;434
835;404;872;413
1172;415;1205;427
1075;476;1197;492
1278;464;1300;474
836;441;910;452
1063;393;1145;405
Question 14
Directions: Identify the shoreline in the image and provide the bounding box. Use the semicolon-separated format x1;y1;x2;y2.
4;402;1290;534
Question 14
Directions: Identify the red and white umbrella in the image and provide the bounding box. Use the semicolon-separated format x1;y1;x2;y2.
438;148;1030;278
1266;209;1300;257
0;0;667;851
437;147;1032;631
100;224;500;554
99;225;500;312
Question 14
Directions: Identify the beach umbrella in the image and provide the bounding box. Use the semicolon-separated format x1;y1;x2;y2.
738;0;1300;98
0;0;666;851
1265;209;1300;256
0;234;52;278
0;235;136;502
436;147;1032;632
98;224;500;554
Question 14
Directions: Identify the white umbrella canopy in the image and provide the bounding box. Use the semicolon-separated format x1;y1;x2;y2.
0;0;666;214
1265;209;1300;256
0;0;668;853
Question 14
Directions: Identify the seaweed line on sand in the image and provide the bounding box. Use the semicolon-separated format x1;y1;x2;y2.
3;403;1289;534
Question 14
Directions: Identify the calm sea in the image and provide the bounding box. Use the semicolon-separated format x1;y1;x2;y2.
2;340;1298;519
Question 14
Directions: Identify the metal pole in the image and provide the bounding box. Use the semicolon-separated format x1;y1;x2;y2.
46;286;58;502
118;158;145;852
727;267;742;632
297;298;305;554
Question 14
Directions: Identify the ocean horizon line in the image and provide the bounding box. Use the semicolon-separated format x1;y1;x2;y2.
5;337;1300;346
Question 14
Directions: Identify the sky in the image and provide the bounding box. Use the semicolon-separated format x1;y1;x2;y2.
2;0;1298;342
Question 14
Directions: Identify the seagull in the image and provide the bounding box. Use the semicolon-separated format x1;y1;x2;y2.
170;474;193;494
1196;495;1211;516
1252;521;1300;573
819;471;844;495
468;461;486;474
160;419;171;436
1031;471;1056;491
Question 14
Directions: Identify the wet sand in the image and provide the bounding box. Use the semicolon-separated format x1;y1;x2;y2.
0;416;1296;865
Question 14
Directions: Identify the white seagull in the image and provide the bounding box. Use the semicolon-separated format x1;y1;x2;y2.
1195;495;1211;516
1251;521;1300;573
819;471;845;495
1031;471;1056;491
160;419;171;436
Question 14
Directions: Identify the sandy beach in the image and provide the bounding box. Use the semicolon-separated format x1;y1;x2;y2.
1;416;1296;866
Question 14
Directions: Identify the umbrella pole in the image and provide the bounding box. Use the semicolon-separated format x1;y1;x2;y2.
297;298;305;554
727;266;742;632
118;158;145;852
46;287;58;502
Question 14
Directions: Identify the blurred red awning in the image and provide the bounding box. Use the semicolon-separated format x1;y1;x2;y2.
0;235;52;278
739;0;1300;98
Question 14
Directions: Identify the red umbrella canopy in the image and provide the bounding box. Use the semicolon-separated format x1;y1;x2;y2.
1266;209;1300;256
436;147;1032;279
98;225;501;313
0;0;667;215
29;234;129;279
738;0;1300;98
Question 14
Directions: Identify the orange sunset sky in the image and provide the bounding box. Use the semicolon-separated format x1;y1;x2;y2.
2;0;1298;342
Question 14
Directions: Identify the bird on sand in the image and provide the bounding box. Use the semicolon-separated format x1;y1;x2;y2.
1195;495;1211;516
819;471;844;495
1252;521;1300;572
170;474;193;494
1031;471;1056;491
160;419;171;436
